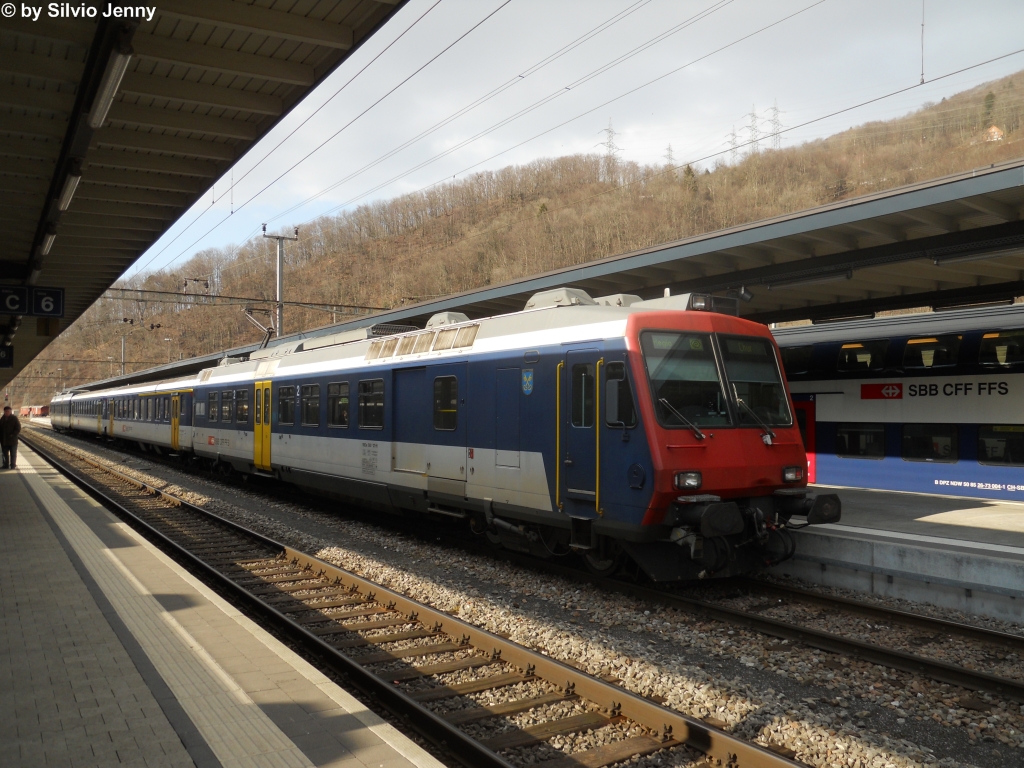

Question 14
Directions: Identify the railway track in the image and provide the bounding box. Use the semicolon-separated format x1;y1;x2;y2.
22;430;803;768
478;546;1024;706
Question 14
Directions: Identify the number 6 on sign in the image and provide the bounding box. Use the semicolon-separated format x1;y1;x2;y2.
31;288;64;318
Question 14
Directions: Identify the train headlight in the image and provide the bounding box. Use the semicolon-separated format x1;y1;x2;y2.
675;471;702;490
782;466;804;483
690;294;709;311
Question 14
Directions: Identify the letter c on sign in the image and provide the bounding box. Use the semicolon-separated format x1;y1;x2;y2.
4;294;17;311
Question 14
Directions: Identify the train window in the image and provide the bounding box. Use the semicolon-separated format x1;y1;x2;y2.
278;386;295;425
780;345;813;376
720;336;792;426
365;340;383;361
208;392;218;422
413;332;435;354
571;364;595;428
433;377;458;431
395;336;416;357
156;398;163;421
255;389;261;425
640;331;731;427
358;379;385;429
300;384;320;426
836;423;885;458
837;340;888;372
433;328;458;351
454;325;479;348
604;362;637;427
134;400;140;420
978;425;1024;466
220;391;232;422
234;390;249;424
979;329;1024;367
164;397;171;421
902;424;958;462
904;335;961;369
327;382;349;427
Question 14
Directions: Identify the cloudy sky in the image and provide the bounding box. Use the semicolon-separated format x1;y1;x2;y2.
128;0;1024;277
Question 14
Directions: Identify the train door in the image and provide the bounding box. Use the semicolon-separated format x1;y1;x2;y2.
562;349;601;513
426;362;467;482
495;368;520;468
170;395;180;451
253;380;272;471
792;397;816;483
393;368;428;472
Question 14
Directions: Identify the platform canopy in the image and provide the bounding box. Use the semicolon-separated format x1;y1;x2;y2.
73;158;1024;391
0;0;409;390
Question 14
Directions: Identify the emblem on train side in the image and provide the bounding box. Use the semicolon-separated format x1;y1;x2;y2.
522;369;534;395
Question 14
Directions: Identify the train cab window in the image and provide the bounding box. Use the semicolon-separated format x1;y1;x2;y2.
301;384;320;426
220;391;233;422
234;390;249;424
836;423;885;458
904;335;961;369
979;329;1024;367
570;364;595;428
278;386;295;425
358;379;385;429
780;345;813;376
327;383;349;427
208;392;219;422
640;331;731;427
902;424;958;462
978;425;1024;466
433;377;458;431
837;340;888;372
604;362;637;427
720;336;792;426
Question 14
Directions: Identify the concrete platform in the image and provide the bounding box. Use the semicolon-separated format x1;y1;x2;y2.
0;445;445;768
775;485;1024;624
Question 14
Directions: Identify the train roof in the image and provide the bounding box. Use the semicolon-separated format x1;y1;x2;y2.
772;302;1024;346
64;288;760;396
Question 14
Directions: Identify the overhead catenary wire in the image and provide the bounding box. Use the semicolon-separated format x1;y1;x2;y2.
131;0;514;278
406;43;1024;261
141;0;740;279
291;0;827;225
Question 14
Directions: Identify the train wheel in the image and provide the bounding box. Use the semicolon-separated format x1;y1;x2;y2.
583;541;623;577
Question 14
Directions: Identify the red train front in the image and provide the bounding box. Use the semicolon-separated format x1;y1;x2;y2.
583;297;841;581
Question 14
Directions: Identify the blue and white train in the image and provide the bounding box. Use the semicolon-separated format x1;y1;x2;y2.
775;303;1024;501
51;287;841;581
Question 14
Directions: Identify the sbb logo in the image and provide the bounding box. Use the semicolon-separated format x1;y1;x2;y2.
861;383;903;399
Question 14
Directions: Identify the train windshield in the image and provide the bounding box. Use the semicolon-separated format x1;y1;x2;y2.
719;335;793;426
640;332;732;427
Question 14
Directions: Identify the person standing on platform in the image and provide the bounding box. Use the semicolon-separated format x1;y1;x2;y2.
1;405;20;469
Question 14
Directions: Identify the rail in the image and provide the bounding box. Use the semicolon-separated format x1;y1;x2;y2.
22;429;803;768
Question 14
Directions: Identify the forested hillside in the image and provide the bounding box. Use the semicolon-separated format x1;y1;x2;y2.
11;70;1024;405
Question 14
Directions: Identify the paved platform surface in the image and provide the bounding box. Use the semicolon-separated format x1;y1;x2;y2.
777;485;1024;623
810;484;1024;557
1;445;444;768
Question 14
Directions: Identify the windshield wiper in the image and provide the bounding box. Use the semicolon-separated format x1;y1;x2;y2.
732;385;776;443
658;398;705;440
